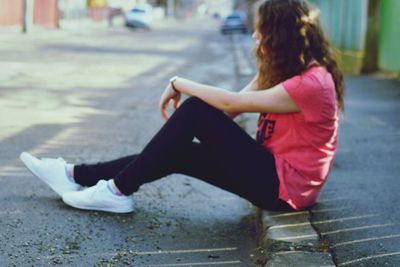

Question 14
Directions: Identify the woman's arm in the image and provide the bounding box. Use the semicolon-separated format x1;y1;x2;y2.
227;75;258;118
172;77;300;114
159;76;300;121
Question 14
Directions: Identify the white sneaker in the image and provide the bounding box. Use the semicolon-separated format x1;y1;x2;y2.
62;180;134;213
19;152;81;197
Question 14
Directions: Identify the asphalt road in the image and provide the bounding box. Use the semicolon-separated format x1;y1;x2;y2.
0;19;260;266
311;75;400;266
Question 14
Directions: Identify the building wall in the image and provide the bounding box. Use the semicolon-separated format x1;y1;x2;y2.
312;0;368;51
0;0;23;26
379;0;400;72
310;0;368;74
33;0;59;27
59;0;87;19
0;0;59;28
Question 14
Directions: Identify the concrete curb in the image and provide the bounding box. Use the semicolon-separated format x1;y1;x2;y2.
231;34;254;77
230;34;337;267
257;209;336;267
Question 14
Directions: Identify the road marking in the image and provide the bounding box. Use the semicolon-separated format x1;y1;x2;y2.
269;214;377;229
269;222;310;229
322;223;398;235
313;214;378;225
135;247;237;255
148;260;242;267
311;207;351;213
268;211;309;218
332;234;400;248
338;251;400;266
274;234;317;241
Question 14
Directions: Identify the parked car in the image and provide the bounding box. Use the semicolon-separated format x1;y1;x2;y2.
220;12;248;34
125;5;153;30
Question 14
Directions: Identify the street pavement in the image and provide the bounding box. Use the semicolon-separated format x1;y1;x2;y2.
310;74;400;266
0;19;261;266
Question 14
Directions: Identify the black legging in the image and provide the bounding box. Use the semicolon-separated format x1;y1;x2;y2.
74;97;283;210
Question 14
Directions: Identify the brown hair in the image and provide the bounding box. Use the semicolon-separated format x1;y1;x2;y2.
255;0;344;111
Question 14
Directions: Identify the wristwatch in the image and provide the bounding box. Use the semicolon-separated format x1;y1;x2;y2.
169;76;179;92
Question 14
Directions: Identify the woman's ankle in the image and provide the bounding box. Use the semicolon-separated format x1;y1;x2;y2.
66;164;75;183
107;179;124;196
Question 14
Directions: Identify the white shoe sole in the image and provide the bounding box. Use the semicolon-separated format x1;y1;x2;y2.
62;195;134;213
62;193;134;213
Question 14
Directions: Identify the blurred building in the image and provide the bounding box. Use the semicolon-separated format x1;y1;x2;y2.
0;0;156;29
0;0;22;26
0;0;59;28
59;0;87;19
310;0;400;74
86;0;152;21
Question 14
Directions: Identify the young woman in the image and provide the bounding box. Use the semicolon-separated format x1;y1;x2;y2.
20;0;344;213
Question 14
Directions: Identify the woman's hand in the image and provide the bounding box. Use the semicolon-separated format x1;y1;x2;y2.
159;82;181;121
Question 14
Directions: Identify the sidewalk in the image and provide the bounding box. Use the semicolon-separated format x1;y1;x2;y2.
232;34;336;267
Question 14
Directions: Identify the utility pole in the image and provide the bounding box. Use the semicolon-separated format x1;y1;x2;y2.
22;0;27;33
167;0;174;17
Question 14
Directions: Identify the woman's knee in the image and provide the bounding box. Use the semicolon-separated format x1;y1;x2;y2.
180;97;217;114
181;96;206;109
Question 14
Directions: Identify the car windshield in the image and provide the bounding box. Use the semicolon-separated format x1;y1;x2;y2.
226;15;242;20
131;8;146;13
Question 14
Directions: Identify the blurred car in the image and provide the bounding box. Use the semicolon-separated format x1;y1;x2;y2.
220;12;248;34
125;5;153;30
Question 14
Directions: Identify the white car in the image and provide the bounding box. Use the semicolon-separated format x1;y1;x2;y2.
125;5;153;30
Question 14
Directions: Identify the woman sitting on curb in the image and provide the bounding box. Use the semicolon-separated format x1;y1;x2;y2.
20;0;344;213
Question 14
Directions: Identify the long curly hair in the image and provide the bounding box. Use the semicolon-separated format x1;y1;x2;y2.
255;0;344;111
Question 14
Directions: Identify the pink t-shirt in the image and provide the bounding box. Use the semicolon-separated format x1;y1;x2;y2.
256;66;339;210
